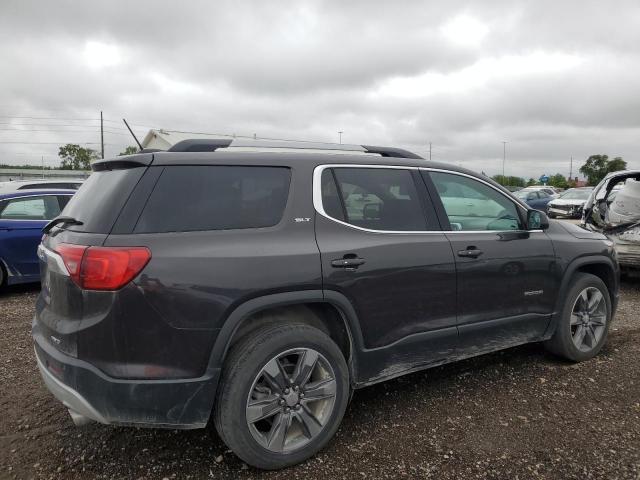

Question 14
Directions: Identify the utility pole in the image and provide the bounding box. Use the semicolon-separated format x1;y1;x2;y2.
41;156;45;178
338;131;343;144
502;141;507;179
569;155;573;181
100;111;104;159
429;142;432;161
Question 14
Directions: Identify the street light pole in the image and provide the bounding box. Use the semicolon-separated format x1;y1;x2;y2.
502;141;507;179
338;131;343;144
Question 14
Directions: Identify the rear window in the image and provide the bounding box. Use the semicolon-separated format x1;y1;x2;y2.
61;168;145;233
134;166;291;233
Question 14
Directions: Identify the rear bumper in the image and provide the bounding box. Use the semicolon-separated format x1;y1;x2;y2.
33;329;220;429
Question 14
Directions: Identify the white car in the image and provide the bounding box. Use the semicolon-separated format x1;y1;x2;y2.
520;186;559;198
547;188;594;219
583;171;640;270
0;179;84;193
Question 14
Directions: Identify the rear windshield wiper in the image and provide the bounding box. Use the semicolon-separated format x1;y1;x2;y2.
42;216;84;234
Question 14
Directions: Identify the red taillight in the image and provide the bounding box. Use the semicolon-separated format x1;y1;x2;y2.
56;243;87;285
55;243;151;291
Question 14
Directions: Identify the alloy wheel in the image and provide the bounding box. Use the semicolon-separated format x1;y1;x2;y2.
245;348;337;453
570;287;607;352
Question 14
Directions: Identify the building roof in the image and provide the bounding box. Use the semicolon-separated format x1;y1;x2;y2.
141;129;232;150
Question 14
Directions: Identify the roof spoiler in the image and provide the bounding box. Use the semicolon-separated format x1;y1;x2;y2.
91;153;154;171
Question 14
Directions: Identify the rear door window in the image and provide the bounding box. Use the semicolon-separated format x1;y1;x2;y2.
322;167;428;231
0;195;62;220
134;166;291;233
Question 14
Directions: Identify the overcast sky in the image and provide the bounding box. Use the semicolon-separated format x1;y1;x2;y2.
1;0;639;178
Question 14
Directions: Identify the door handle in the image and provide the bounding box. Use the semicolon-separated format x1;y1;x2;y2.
457;247;483;258
331;256;366;269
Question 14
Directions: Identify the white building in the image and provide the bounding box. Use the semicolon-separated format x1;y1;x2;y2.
141;129;228;150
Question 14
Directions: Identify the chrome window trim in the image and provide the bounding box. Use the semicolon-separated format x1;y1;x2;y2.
312;164;538;235
0;193;74;222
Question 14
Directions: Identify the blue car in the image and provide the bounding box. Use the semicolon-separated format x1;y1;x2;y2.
514;188;554;211
0;189;75;287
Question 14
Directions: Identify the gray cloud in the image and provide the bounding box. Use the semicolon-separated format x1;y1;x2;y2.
0;0;639;178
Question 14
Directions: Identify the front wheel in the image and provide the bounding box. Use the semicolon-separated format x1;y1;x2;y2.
544;273;611;361
213;323;350;470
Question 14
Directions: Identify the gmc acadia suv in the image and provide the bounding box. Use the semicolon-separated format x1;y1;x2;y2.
33;139;619;469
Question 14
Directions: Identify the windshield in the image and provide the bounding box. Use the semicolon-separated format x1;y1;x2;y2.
559;189;592;200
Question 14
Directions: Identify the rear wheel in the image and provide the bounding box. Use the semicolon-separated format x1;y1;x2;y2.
214;323;349;469
545;273;611;361
0;261;6;290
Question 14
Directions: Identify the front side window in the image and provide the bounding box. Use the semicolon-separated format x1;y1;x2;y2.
135;166;291;233
321;167;427;231
429;172;523;231
0;195;62;220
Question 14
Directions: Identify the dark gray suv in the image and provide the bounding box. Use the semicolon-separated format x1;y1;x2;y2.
33;139;619;469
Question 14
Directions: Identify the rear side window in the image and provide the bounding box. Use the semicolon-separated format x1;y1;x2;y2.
321;167;427;231
134;166;291;233
0;195;62;220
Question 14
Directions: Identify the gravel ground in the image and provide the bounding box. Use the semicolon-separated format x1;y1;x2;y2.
1;280;639;480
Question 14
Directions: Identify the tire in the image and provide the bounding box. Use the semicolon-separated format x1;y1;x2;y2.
0;261;6;290
544;273;611;362
213;323;350;470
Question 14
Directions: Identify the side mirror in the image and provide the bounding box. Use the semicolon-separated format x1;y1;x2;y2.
527;210;550;230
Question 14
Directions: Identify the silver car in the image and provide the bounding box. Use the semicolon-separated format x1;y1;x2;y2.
583;170;640;269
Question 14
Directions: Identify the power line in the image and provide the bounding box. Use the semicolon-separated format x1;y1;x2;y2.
0;141;117;145
0;115;101;121
0;128;127;135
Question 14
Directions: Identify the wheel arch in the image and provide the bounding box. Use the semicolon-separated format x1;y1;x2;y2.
546;255;619;337
206;290;365;386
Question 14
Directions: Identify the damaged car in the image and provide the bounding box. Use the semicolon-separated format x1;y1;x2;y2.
547;187;594;219
583;170;640;270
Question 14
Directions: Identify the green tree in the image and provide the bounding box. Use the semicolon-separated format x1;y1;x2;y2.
118;145;139;156
547;173;568;189
491;175;525;187
526;178;537;186
58;144;98;170
579;155;627;185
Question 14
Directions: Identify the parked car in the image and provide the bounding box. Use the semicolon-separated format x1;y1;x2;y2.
583;170;640;270
547;187;594;219
0;179;84;193
521;186;559;198
504;185;523;192
514;188;554;210
34;139;618;470
0;190;75;287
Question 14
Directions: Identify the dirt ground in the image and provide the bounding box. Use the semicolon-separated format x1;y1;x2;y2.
1;280;639;480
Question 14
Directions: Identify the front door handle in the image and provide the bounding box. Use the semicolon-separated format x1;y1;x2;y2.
331;256;366;269
457;247;483;258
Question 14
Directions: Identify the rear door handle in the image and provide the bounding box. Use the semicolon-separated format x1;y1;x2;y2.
331;256;366;269
457;248;483;258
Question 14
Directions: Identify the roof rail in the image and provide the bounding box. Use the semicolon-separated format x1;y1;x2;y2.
362;145;424;159
166;138;423;159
